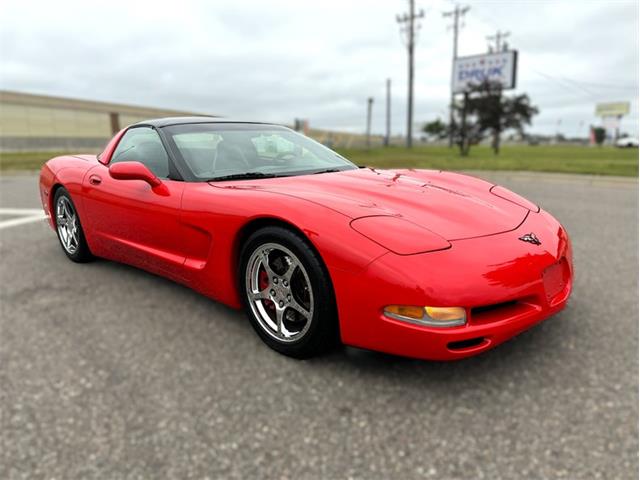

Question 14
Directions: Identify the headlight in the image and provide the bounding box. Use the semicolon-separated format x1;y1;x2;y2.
383;305;466;327
350;215;450;255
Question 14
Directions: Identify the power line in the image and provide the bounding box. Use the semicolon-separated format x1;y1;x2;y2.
397;0;425;148
542;72;598;98
467;6;501;32
470;6;636;92
443;4;470;148
531;69;604;102
533;70;596;98
556;77;637;91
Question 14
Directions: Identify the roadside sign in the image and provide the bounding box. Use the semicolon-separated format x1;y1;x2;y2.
453;50;518;93
595;102;630;117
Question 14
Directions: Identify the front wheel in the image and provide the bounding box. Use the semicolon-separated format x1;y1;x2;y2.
239;226;339;358
53;187;93;263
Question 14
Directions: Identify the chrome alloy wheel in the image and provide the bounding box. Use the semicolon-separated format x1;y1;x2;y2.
245;242;314;342
56;196;79;255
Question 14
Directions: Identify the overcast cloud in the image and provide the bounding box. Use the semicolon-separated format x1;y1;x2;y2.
1;0;638;137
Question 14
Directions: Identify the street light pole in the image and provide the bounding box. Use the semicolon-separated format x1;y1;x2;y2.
366;97;374;148
384;78;391;147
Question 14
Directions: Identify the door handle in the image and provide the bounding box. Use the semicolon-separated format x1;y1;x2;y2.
89;174;102;185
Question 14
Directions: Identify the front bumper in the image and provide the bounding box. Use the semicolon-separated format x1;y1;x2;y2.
333;209;573;361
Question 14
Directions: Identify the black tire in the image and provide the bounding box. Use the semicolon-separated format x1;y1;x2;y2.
53;187;93;263
239;226;339;359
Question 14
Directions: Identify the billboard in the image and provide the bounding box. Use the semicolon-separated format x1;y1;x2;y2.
453;50;518;93
595;102;630;117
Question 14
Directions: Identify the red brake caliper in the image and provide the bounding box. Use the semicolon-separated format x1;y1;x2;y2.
259;269;275;311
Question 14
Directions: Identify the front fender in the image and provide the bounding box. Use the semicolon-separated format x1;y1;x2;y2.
39;156;94;229
180;184;389;308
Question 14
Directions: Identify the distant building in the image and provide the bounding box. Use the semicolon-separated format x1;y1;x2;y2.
0;90;208;151
0;90;384;152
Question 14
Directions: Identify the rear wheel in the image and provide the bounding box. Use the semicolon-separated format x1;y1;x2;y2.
239;226;339;358
53;188;93;263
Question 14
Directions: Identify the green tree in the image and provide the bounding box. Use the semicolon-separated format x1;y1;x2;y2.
449;106;484;156
592;127;606;146
422;119;448;140
466;81;539;155
446;82;539;156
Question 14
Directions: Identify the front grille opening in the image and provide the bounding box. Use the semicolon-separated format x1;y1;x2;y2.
470;297;539;325
544;258;571;303
448;337;485;350
472;300;518;316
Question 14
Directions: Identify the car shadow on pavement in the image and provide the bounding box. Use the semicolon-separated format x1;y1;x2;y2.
312;309;573;388
81;255;573;389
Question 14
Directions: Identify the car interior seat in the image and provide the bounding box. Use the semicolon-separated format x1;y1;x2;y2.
215;141;249;171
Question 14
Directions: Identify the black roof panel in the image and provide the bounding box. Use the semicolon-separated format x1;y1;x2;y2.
132;116;277;128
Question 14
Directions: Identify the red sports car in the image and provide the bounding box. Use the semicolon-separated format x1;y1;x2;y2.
39;117;573;360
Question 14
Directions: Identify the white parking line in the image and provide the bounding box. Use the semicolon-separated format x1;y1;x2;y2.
0;208;46;216
0;215;47;230
0;208;48;230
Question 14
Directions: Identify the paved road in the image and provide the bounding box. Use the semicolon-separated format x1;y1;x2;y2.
1;172;637;479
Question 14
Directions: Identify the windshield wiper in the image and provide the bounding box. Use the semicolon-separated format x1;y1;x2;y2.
206;172;278;182
312;168;343;175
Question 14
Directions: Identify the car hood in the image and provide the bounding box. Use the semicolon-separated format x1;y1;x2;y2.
214;168;529;241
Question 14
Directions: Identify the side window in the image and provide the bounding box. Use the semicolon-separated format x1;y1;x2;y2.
110;127;170;178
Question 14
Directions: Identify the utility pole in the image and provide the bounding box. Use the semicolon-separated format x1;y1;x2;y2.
486;30;510;52
486;30;510;154
384;78;391;146
460;91;469;155
443;4;469;148
366;97;374;148
397;0;424;148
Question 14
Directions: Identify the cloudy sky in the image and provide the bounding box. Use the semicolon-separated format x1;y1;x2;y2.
1;0;638;137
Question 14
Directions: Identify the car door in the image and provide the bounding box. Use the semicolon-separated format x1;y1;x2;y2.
81;126;187;280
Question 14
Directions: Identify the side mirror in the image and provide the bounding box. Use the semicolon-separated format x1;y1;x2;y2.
108;161;162;187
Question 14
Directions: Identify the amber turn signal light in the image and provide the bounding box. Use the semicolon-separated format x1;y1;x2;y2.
383;305;466;327
383;305;425;320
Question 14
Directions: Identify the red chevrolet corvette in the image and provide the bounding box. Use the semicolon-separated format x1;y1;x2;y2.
39;117;573;360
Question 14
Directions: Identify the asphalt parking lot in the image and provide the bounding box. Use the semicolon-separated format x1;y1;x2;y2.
0;171;637;479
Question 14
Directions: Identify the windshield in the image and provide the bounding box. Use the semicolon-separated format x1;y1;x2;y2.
162;123;357;181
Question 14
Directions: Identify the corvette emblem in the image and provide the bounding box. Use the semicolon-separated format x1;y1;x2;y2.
519;232;541;245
